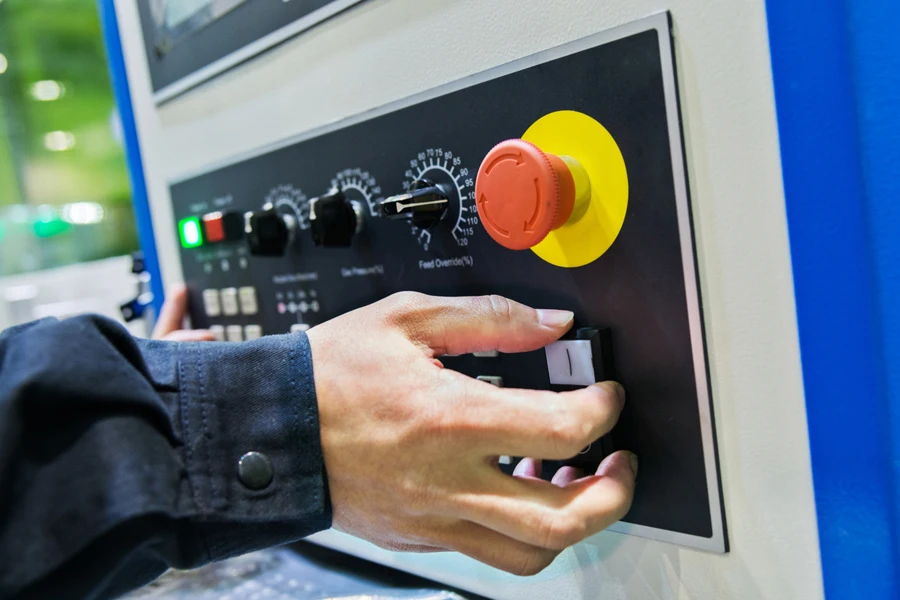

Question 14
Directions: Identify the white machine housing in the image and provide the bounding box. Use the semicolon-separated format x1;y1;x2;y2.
114;1;823;598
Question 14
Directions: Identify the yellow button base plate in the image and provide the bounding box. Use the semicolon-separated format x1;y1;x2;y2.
522;110;629;268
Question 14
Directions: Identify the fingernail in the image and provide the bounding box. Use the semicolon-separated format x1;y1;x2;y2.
538;309;574;328
626;451;639;477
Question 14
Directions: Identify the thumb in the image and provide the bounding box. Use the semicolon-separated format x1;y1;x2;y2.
152;284;189;339
392;293;573;356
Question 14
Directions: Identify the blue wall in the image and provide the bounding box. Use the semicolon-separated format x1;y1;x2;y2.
766;1;900;598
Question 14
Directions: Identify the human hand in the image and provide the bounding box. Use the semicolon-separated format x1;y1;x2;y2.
306;292;637;576
151;284;216;342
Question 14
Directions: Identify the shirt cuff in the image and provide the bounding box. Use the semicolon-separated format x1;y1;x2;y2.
176;331;331;559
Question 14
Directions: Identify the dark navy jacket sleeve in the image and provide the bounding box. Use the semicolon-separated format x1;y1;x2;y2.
0;315;331;599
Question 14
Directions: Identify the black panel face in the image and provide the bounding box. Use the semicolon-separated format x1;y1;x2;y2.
169;20;726;550
137;0;363;97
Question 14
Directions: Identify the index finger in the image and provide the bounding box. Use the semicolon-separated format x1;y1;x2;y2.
383;292;574;356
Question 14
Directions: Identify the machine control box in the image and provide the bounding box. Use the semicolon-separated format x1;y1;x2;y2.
168;14;726;552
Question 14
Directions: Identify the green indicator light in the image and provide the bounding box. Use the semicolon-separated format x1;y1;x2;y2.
179;217;203;248
33;217;70;238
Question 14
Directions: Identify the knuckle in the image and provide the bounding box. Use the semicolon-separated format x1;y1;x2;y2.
380;292;434;340
397;477;428;507
383;291;429;318
484;294;514;322
582;394;613;428
537;511;587;550
546;413;592;455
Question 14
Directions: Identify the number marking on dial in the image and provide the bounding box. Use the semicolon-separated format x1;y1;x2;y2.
265;184;309;230
403;148;475;251
331;168;383;218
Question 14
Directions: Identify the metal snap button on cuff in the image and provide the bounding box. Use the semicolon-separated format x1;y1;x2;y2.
238;451;274;490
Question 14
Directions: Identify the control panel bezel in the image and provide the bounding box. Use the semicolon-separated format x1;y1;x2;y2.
166;12;726;553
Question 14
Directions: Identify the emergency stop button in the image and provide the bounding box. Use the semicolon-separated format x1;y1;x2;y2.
475;139;578;251
475;111;628;268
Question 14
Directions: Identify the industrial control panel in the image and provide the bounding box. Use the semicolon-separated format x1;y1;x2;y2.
169;15;726;552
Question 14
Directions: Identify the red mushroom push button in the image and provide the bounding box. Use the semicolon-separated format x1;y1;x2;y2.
474;110;629;268
475;139;585;250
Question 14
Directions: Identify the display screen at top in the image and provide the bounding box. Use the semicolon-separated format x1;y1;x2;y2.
138;0;365;99
149;0;248;51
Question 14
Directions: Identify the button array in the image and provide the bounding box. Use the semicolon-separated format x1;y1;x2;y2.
202;286;261;317
200;286;305;342
278;300;320;315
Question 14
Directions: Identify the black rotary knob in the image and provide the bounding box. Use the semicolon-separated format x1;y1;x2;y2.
245;208;294;256
380;179;449;230
310;189;363;247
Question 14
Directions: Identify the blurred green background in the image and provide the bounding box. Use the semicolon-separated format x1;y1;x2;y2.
0;0;137;276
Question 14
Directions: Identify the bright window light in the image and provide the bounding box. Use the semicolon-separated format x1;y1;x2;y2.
30;80;65;101
61;202;104;225
43;131;76;152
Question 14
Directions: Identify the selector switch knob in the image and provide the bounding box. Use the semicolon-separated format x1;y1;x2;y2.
309;189;364;247
380;179;450;230
475;139;586;251
245;208;295;256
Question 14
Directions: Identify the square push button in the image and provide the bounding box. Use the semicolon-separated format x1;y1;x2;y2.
202;289;221;317
220;288;239;316
545;327;614;386
244;324;262;340
238;286;258;315
226;325;243;342
201;212;226;243
202;211;244;243
545;340;595;386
